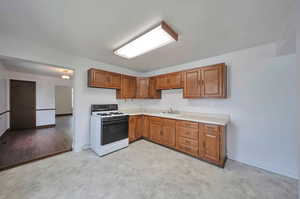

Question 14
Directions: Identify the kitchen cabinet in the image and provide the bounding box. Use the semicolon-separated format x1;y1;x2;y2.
149;117;176;148
88;68;121;89
201;64;226;98
128;115;143;143
183;69;202;98
176;121;199;156
117;75;137;99
131;114;227;167
128;116;137;143
88;62;226;99
142;116;150;138
136;78;150;98
183;63;227;98
161;119;176;148
199;123;226;167
156;72;183;90
149;77;161;99
149;117;162;143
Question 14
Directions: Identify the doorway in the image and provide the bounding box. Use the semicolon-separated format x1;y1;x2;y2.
10;80;36;130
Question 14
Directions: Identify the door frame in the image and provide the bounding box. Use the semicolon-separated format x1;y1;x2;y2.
10;79;36;129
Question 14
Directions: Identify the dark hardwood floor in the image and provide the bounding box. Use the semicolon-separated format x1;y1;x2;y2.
0;116;73;170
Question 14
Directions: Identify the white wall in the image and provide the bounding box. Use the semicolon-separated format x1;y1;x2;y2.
141;44;298;179
296;0;300;196
0;34;297;179
0;63;9;136
0;34;141;151
55;86;73;115
0;67;74;127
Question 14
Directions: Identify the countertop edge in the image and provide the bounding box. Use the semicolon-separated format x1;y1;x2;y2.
125;112;229;126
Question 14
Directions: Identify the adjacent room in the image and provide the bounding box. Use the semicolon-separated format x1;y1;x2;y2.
0;0;299;199
0;58;74;170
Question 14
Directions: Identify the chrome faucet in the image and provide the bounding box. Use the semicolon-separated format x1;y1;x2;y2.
167;107;174;113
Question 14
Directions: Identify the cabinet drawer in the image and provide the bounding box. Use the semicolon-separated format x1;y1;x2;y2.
204;124;219;133
150;117;162;124
176;121;198;129
177;137;198;156
163;118;176;126
177;127;198;140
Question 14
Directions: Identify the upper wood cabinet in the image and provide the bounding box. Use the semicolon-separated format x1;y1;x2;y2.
183;63;227;98
88;63;226;99
183;69;202;98
117;75;137;99
201;64;226;98
136;78;150;98
88;68;121;89
149;77;161;99
156;72;183;90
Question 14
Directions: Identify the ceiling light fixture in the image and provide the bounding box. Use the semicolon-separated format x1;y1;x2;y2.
114;21;178;59
62;75;70;80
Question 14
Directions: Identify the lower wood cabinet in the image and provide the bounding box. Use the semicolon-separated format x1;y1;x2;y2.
128;115;143;143
129;115;227;167
176;121;199;156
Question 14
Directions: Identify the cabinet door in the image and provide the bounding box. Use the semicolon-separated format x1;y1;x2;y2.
88;69;109;88
162;119;176;148
202;124;220;162
120;75;137;98
128;116;137;143
168;72;183;89
135;116;143;139
143;116;150;138
108;72;121;89
156;75;167;90
201;64;226;98
149;77;161;99
136;78;149;98
183;69;201;98
149;117;162;143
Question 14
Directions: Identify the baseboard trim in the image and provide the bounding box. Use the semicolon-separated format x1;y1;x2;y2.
56;113;73;117
0;128;10;139
36;124;56;129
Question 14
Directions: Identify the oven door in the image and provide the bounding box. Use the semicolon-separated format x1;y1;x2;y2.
101;116;128;145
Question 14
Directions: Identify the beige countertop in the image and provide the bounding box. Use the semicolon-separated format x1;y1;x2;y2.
120;108;230;126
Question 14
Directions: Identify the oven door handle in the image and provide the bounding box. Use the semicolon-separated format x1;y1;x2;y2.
102;120;128;125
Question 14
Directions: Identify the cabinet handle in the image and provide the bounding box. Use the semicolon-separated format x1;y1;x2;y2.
203;142;206;148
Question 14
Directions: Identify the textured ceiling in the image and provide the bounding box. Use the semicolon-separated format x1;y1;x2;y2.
0;0;295;72
0;58;74;79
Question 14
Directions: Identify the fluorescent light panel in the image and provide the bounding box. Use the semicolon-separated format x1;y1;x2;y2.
62;75;70;79
114;21;178;59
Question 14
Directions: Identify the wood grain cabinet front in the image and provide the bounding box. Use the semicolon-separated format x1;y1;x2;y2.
117;75;137;99
199;123;226;167
128;115;143;143
176;121;199;156
88;68;121;89
183;63;227;98
155;72;183;90
136;78;150;98
130;115;227;167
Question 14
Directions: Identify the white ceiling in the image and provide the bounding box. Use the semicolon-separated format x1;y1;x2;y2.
0;57;74;79
0;0;295;72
